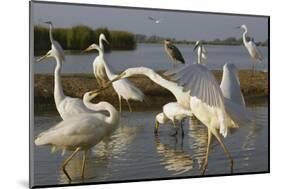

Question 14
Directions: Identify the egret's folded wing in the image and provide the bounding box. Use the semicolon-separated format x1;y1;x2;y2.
202;46;207;54
249;41;263;61
165;64;224;109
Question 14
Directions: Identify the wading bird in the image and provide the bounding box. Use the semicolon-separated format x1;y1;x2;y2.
92;33;110;87
165;63;251;175
164;40;185;67
84;43;145;112
155;102;192;136
35;88;120;181
148;16;162;24
116;63;250;173
237;24;263;76
115;66;191;110
194;40;207;64
37;21;98;120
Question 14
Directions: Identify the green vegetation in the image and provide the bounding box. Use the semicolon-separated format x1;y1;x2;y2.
134;34;268;46
34;25;136;55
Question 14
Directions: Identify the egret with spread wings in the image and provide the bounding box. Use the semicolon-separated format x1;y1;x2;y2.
164;63;252;174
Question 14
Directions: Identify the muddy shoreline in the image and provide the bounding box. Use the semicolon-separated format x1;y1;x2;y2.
33;70;268;112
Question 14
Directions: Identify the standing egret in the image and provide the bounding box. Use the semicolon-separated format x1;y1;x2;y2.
37;22;98;120
164;40;185;67
92;33;110;87
193;40;207;64
84;43;145;112
148;16;162;24
35;89;120;181
164;63;252;174
155;102;192;136
237;24;263;76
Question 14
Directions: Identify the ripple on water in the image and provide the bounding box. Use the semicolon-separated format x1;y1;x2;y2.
32;101;268;186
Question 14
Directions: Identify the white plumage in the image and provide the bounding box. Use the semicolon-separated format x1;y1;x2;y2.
37;22;97;120
155;102;192;135
239;24;263;75
85;43;145;112
35;91;120;181
91;33;110;87
119;67;191;109
165;63;252;174
194;40;207;64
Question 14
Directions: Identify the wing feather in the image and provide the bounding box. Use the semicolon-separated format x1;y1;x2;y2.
165;63;224;109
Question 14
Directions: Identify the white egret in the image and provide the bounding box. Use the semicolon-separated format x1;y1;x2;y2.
238;24;263;75
148;16;162;24
37;22;98;120
193;40;207;64
155;102;192;136
84;43;145;112
164;63;252;174
92;33;110;87
35;89;120;181
117;66;191;109
164;40;185;67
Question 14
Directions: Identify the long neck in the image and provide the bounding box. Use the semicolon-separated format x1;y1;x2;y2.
220;68;244;106
84;100;119;125
97;48;116;80
99;37;104;52
48;24;54;44
198;46;202;64
54;56;65;105
127;67;182;97
242;28;248;45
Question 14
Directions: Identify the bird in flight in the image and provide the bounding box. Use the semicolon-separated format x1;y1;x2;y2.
148;16;162;24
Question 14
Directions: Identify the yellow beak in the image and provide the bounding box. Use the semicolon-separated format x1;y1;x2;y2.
154;120;159;134
83;46;93;52
36;53;48;62
89;74;124;95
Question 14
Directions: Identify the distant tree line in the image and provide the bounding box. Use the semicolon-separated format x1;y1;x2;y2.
134;34;268;46
34;25;136;55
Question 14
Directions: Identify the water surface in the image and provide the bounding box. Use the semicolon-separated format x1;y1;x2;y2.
32;100;268;186
34;44;268;74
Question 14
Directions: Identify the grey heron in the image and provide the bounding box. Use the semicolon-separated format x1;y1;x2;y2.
164;40;185;67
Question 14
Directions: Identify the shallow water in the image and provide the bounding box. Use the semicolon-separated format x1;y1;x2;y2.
31;100;268;187
34;44;268;74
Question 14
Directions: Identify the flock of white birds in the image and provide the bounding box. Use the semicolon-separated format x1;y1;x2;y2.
35;21;263;181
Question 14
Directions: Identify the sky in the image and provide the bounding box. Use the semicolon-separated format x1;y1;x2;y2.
31;1;268;41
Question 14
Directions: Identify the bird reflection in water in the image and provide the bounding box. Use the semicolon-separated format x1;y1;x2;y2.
154;135;193;175
187;117;208;169
59;121;138;184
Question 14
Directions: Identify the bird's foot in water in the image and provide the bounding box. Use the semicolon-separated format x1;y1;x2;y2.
170;128;179;136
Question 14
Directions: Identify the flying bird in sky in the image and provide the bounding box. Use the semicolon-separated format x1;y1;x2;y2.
148;16;162;24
